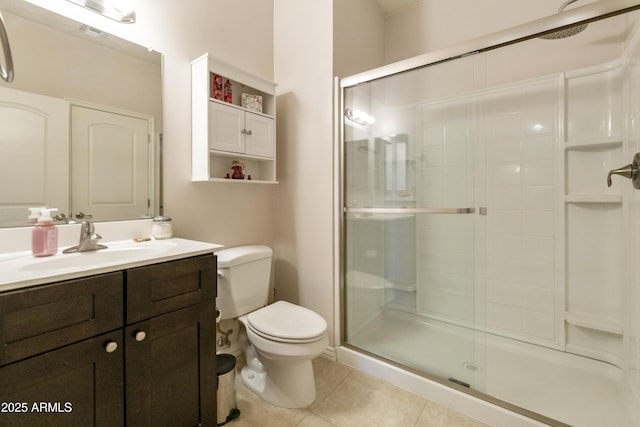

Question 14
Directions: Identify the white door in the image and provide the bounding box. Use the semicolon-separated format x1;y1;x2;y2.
0;87;69;226
245;112;274;158
71;106;151;222
209;101;245;153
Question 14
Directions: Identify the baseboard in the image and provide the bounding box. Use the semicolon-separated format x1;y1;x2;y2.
320;346;337;362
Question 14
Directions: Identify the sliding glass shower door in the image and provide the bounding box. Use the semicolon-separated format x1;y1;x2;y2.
341;4;640;425
342;55;485;388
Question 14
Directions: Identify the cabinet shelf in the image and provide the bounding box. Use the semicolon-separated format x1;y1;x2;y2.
565;311;623;335
192;53;277;183
207;178;279;185
209;97;274;120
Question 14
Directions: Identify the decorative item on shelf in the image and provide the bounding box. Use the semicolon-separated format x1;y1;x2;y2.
231;160;245;179
242;93;262;113
224;79;232;103
211;73;223;100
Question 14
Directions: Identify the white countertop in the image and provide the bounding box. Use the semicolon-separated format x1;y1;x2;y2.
0;237;223;292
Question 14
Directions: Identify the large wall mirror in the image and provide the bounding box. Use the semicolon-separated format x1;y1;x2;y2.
0;0;162;228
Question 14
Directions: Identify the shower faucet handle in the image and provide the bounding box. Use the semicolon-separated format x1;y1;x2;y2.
607;153;640;189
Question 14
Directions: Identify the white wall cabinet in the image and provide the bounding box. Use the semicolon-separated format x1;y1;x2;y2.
192;53;277;183
209;101;274;158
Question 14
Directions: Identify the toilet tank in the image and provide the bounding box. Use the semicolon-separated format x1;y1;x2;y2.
216;245;273;319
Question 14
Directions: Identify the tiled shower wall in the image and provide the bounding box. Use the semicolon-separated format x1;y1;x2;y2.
416;63;631;367
416;76;561;348
482;77;560;346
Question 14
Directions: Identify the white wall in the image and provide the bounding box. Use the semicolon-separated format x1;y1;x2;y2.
383;0;599;63
83;0;279;249
273;0;336;343
333;0;386;78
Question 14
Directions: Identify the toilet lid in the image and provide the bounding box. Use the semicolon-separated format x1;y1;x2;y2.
247;301;327;341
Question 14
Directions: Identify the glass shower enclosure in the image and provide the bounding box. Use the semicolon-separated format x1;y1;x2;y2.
343;53;481;388
340;2;640;426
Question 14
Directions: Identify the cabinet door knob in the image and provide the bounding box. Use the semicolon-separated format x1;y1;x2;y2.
134;330;147;342
241;129;246;134
105;341;118;353
246;129;252;135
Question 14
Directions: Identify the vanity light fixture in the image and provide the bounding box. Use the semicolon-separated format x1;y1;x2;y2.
65;0;136;24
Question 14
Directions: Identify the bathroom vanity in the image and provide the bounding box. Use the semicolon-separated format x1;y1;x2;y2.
0;236;221;427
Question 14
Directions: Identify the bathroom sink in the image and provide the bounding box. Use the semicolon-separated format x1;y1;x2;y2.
0;238;222;291
20;240;178;272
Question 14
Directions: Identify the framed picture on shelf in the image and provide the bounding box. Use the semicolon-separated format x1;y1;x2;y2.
242;93;262;113
210;72;223;100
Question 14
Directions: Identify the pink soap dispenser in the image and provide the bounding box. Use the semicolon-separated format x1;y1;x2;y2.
32;208;59;257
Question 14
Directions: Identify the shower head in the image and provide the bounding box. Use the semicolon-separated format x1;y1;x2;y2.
539;0;588;40
539;23;588;39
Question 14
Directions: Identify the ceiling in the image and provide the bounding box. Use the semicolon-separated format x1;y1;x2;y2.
375;0;422;15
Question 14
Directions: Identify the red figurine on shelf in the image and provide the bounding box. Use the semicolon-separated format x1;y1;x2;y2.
231;160;245;179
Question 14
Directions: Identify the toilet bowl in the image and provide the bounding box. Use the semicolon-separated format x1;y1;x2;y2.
215;246;329;408
238;301;328;408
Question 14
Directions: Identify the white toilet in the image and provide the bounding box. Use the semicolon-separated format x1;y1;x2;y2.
215;245;329;408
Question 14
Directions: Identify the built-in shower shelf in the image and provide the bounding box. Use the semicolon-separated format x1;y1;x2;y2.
565;311;623;335
564;194;622;204
565;136;622;151
385;281;416;292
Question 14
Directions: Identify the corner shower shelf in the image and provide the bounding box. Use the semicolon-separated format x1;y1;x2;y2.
565;136;622;151
564;195;622;204
385;282;416;292
565;311;623;335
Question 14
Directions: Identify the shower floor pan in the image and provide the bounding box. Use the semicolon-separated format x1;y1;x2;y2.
347;308;639;427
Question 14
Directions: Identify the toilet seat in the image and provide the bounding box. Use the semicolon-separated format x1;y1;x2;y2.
246;301;327;344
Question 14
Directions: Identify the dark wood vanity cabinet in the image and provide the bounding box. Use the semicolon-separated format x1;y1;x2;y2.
0;330;125;427
125;255;217;426
0;253;217;427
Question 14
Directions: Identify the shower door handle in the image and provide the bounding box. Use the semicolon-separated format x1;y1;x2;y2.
607;152;640;189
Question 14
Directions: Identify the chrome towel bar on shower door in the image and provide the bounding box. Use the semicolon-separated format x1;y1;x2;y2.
344;207;477;215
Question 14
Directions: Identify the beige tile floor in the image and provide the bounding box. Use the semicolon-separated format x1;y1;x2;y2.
226;357;492;427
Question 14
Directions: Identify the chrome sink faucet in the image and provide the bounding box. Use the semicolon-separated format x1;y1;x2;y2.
63;221;108;253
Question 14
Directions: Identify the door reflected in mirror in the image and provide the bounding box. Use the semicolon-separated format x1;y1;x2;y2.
0;0;162;228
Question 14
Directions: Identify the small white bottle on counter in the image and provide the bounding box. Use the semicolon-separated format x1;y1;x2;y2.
152;216;173;239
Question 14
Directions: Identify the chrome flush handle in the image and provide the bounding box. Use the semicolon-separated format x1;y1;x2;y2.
607;153;640;189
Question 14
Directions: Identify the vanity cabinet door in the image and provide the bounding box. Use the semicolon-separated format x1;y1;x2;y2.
126;254;216;323
124;302;216;427
0;272;123;366
0;330;124;427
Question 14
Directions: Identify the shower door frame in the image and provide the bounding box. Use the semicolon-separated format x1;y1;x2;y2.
335;0;640;425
